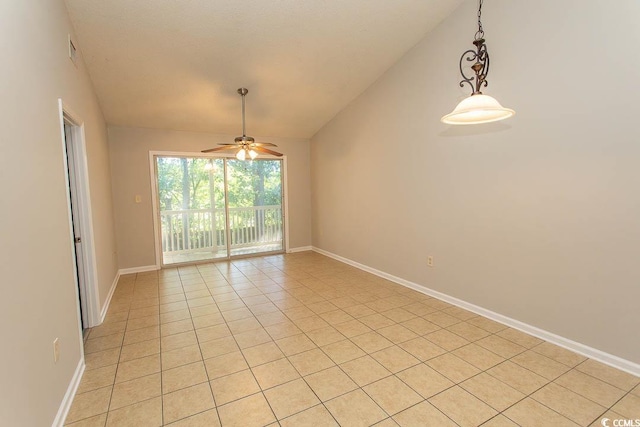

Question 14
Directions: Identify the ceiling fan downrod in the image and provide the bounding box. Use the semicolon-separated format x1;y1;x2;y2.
234;88;254;144
239;87;248;137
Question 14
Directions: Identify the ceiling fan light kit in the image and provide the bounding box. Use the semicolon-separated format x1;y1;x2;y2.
441;0;514;125
202;88;283;159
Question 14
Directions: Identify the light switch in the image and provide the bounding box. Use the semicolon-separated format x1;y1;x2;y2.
135;195;142;203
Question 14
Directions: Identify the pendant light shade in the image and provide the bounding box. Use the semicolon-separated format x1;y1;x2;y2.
441;94;515;125
441;0;514;125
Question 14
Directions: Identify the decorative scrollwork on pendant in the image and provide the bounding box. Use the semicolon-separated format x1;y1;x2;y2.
458;38;490;95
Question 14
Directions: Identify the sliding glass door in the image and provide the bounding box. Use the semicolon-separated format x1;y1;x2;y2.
227;159;284;256
155;155;283;266
156;157;227;265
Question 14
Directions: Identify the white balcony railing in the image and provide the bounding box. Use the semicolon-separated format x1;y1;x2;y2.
160;205;283;255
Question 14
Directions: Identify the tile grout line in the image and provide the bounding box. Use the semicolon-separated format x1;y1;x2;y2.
223;257;359;424
103;273;134;427
247;258;346;426
205;261;280;425
188;264;224;427
176;265;223;424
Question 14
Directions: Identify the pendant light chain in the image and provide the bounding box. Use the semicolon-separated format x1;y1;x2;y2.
457;0;490;96
441;0;515;124
475;0;484;41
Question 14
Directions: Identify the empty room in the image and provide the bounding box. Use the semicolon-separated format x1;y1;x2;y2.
1;0;639;426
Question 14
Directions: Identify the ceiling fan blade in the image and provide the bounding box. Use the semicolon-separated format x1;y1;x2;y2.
217;143;238;146
253;142;278;147
202;145;238;153
253;146;283;157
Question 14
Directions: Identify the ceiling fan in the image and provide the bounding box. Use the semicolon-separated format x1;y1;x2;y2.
202;88;283;160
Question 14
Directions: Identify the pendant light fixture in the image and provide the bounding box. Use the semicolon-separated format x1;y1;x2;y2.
441;0;514;125
202;88;283;159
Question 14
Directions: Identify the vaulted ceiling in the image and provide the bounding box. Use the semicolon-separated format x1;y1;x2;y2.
65;0;463;138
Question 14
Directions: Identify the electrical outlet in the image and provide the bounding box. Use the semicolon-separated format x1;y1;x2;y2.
53;338;60;363
427;256;434;267
135;195;142;203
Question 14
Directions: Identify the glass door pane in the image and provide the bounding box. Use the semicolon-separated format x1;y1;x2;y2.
226;159;284;256
156;157;228;265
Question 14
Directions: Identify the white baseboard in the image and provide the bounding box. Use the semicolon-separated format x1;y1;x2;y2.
97;265;160;324
119;265;160;275
312;246;640;377
52;359;85;427
287;246;312;253
99;271;120;324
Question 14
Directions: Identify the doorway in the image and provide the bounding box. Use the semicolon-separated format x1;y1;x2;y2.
64;122;88;331
153;155;285;266
59;100;99;333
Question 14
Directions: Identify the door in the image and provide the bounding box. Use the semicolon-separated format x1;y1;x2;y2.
64;122;88;330
155;155;284;265
226;159;284;256
156;157;228;265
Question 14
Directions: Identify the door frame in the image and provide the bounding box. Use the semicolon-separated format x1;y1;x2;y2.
149;150;290;268
58;99;101;328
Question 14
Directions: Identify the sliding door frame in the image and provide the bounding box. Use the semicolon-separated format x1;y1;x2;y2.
149;150;289;268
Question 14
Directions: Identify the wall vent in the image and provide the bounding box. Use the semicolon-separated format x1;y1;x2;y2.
68;35;78;66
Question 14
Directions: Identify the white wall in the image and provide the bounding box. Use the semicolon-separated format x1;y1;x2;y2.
311;0;640;364
0;1;118;424
109;126;312;269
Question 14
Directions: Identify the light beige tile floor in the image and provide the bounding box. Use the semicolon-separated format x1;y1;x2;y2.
66;252;640;426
